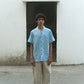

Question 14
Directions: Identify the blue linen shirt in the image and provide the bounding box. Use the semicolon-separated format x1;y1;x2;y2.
28;25;55;62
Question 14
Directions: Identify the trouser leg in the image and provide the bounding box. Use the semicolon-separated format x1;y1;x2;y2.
32;62;42;84
42;61;51;84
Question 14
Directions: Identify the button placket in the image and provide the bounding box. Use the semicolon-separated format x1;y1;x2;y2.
41;33;42;46
40;33;43;60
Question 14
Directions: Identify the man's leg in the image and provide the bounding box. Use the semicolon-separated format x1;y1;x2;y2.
32;62;42;84
42;61;51;84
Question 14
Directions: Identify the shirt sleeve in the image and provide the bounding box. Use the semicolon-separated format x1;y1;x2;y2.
28;31;33;44
49;30;55;43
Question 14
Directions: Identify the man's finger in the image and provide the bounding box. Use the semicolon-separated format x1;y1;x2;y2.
31;62;35;66
48;61;50;65
33;62;35;66
48;61;51;65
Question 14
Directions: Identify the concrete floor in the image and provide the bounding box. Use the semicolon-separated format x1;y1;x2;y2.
0;65;84;84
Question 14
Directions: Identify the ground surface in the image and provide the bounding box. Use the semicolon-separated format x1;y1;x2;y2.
0;65;84;84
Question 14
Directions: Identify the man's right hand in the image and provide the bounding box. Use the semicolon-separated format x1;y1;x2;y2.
31;58;35;66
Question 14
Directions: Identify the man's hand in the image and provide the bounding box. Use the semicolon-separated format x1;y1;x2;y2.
47;57;52;65
48;43;52;65
31;57;35;66
30;44;35;66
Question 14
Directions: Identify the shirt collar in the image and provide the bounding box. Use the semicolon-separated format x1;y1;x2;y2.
37;25;45;32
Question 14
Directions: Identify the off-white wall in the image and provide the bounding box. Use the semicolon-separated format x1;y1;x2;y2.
0;0;84;65
57;0;84;64
0;0;26;65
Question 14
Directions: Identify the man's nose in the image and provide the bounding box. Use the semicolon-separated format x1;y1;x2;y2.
40;20;43;22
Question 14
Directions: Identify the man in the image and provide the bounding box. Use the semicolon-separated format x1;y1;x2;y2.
28;13;55;84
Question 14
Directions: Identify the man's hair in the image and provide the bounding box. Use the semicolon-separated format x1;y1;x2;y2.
35;13;46;21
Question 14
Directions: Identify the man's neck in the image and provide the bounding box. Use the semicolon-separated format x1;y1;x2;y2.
38;25;43;30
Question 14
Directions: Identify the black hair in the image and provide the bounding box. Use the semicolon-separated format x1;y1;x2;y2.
35;13;46;21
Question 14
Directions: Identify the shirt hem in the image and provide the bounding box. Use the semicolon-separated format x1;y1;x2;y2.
34;59;48;62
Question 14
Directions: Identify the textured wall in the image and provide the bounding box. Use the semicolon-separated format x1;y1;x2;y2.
57;0;84;64
0;0;27;65
0;0;84;65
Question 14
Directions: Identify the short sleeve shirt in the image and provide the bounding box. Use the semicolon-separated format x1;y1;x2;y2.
28;25;55;62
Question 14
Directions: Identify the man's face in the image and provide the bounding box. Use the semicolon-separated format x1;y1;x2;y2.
36;18;45;26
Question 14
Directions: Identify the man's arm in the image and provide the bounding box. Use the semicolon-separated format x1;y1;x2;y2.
48;43;52;65
49;43;52;59
30;44;35;66
30;44;33;59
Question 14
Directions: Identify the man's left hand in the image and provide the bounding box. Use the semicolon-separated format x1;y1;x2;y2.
47;57;52;65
